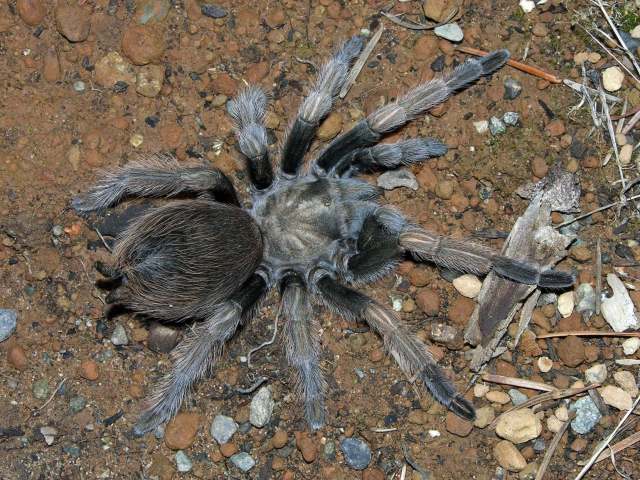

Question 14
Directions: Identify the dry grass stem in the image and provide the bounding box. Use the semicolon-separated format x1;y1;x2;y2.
482;373;556;392
535;412;575;480
339;24;384;99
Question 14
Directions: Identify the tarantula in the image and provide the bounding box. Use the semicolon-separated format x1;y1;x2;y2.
73;37;573;434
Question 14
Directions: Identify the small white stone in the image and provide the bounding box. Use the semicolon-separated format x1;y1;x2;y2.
613;371;639;397
433;22;464;42
599;385;633;410
40;426;57;445
428;429;441;438
130;133;144;148
555;405;569;422
619;144;633;165
585;364;607;384
631;25;640;39
473;120;489;134
496;409;542;444
537;356;553;373
546;414;563;433
601;274;640;332
557;291;575;318
452;274;482;298
519;0;535;13
602;66;625;92
622;337;640;355
615;132;628;146
474;383;490;398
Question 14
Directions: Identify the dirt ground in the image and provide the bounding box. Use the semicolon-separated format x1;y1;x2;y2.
1;0;640;479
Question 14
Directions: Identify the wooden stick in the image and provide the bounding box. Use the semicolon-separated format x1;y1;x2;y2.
535;412;575;480
456;46;561;84
536;331;640;339
482;374;556;392
339;24;384;99
593;431;640;464
596;238;602;316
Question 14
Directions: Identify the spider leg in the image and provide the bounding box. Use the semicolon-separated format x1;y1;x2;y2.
280;36;364;176
133;274;268;435
281;273;326;430
72;154;239;213
228;87;274;190
399;226;575;289
314;272;475;421
314;50;510;174
332;138;447;178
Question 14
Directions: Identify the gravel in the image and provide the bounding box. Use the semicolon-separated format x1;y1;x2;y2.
0;309;18;342
489;116;506;136
210;415;238;444
340;437;371;470
250;386;274;428
570;396;601;434
175;451;192;472
111;324;129;346
503;77;522;100
502;111;519;126
32;379;49;400
201;4;227;18
230;452;255;472
69;395;87;413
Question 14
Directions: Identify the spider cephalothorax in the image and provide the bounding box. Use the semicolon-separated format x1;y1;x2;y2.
74;37;573;434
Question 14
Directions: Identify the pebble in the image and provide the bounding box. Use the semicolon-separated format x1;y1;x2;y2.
574;51;601;65
503;77;522;100
8;345;27;370
317;113;342;141
575;283;596;317
519;0;535;13
32;379;49;400
557;336;585;367
570;396;601;434
489;116;506;136
94;52;136;88
620;144;633;165
135;0;170;24
175;451;192;473
530;157;548;178
111;324;129;346
136;64;164;97
295;432;317;463
250;386;274;428
452;274;482;298
220;442;238;457
599;385;633;410
201;4;227;18
164;413;201;450
416;289;440;315
435;180;454;199
271;430;288;449
0;309;17;342
147;323;180;353
613;371;639;397
340;438;371;470
632;25;640;38
430;322;458;345
434;22;464;42
486;390;511;404
377;169;419;191
55;4;91;42
502;112;519;127
446;412;473;437
407;409;428;425
532;23;548;37
130;133;144;148
474;383;490;397
508;389;528;406
80;359;99;381
73;81;85;92
69;395;86;413
493;440;527;472
546;415;563;433
537;356;553;372
602;66;624;92
17;0;46;26
495;409;542;444
474;406;495;428
474;120;489;134
210;415;238;444
43;49;62;82
557;291;574;318
601;274;639;332
40;426;57;446
622;337;640;355
585;364;607;384
545;119;565;137
230;452;255;472
121;25;165;65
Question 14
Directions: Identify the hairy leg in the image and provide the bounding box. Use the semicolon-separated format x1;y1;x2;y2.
400;226;574;288
281;274;326;429
133;274;268;435
314;273;475;420
228;87;274;190
314;50;510;174
281;36;363;175
73;154;239;213
333;138;447;177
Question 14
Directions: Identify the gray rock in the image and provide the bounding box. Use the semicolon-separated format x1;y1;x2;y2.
111;324;129;346
489;116;506;136
136;0;170;24
69;396;87;413
537;293;558;306
52;225;64;237
533;438;545;452
154;424;165;440
434;23;464;42
575;283;596;317
377;169;419;191
175;451;192;472
340;438;371;470
73;81;86;92
0;309;17;342
503;77;523;100
201;4;227;18
502;111;519;126
32;379;49;400
40;426;57;445
430;322;458;344
230;452;255;472
324;440;336;460
210;415;238;444
63;444;81;457
570;396;602;434
508;389;528;406
250;386;274;428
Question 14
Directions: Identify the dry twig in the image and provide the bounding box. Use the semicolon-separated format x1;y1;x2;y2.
482;374;556;392
536;331;640;339
535;411;575;480
339;24;384;99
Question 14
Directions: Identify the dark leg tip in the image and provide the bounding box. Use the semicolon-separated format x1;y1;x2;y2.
449;395;476;421
539;269;575;289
